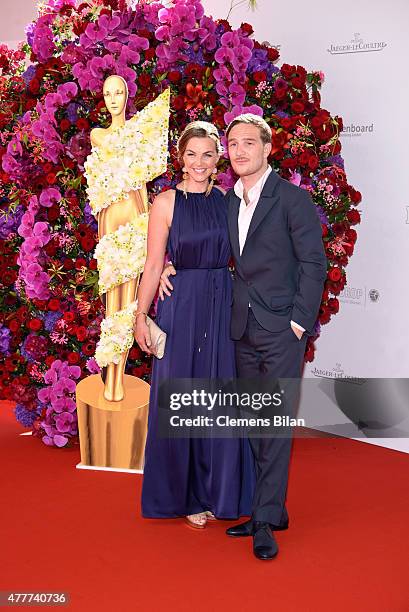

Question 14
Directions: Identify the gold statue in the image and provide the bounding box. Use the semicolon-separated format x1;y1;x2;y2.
84;75;170;401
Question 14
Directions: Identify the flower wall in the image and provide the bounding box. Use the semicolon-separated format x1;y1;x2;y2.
0;0;361;445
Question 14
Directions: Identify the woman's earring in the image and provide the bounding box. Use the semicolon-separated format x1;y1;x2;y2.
205;170;217;197
182;167;188;199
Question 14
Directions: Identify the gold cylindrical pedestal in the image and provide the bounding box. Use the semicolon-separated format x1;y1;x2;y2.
76;374;150;471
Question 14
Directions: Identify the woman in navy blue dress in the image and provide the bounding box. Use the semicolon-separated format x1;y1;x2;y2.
135;122;254;528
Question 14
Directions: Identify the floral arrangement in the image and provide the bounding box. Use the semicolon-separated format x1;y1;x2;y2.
0;0;361;445
95;300;138;367
94;216;148;294
84;88;170;214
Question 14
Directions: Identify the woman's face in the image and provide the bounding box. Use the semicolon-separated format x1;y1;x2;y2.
103;75;128;117
182;136;219;184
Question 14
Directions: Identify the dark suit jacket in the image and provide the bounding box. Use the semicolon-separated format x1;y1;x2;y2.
227;168;327;340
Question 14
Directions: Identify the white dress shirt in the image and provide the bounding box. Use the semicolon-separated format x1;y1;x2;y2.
234;166;305;334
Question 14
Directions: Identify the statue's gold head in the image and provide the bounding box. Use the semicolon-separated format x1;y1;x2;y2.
103;74;129;118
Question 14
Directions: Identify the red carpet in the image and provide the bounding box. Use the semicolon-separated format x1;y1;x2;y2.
1;401;408;612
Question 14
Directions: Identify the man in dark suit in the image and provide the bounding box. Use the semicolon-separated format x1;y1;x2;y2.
223;114;327;560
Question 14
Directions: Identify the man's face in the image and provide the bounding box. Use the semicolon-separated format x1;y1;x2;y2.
227;123;271;178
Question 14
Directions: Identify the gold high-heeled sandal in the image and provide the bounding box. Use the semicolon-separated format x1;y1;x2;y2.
185;513;207;529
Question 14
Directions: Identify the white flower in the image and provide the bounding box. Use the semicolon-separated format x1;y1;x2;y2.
95;301;139;368
85;89;170;216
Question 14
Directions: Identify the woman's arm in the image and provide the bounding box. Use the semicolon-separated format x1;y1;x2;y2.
134;190;173;352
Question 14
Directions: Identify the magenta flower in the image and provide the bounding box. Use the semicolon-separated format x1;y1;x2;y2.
55;411;75;433
39;187;61;208
39;360;80;447
224;104;264;125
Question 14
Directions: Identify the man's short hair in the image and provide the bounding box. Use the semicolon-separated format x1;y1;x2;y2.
226;114;272;145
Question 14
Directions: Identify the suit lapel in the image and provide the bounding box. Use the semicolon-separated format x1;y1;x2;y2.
244;169;280;246
227;189;241;262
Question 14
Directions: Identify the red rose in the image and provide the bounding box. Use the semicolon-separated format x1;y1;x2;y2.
63;158;75;170
240;22;254;36
347;209;361;225
19;375;30;386
345;228;357;243
349;188;362;204
327;298;339;314
29;78;40;94
328;267;342;282
67;352;80;364
291;76;305;89
144;48;156;61
80;236;96;252
274;87;287;101
291;100;305;114
298;151;309;166
2;270;17;285
63;312;75;322
319;305;331;324
253;71;267;83
279;117;294;131
60;119;71;131
33;299;47;310
281;158;297;170
45;242;57;256
75;257;87;270
308;156;319;171
28;318;43;331
44;356;56;369
172;95;185;111
8;319;20;332
89;258;98;270
62;259;74;271
25;98;37;111
76;326;88;342
46;204;60;222
48;299;61;311
267;47;279;62
321;224;328;237
281;64;296;79
168;71;181;83
129;346;142;360
304;343;315;363
46;173;57;185
332;140;342;155
139;73;151;87
76;118;89;131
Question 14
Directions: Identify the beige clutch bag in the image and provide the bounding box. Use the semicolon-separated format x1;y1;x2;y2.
146;315;167;359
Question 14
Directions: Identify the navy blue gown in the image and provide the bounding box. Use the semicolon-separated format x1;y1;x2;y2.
141;187;255;518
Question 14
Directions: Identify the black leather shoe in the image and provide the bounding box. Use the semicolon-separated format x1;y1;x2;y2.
226;518;288;537
226;519;253;537
253;522;278;560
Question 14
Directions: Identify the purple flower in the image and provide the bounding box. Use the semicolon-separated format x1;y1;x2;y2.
22;65;36;85
316;205;330;226
326;155;345;169
15;404;38;428
0;204;24;239
44;311;62;332
25;22;35;47
0;325;11;354
55;411;75;433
